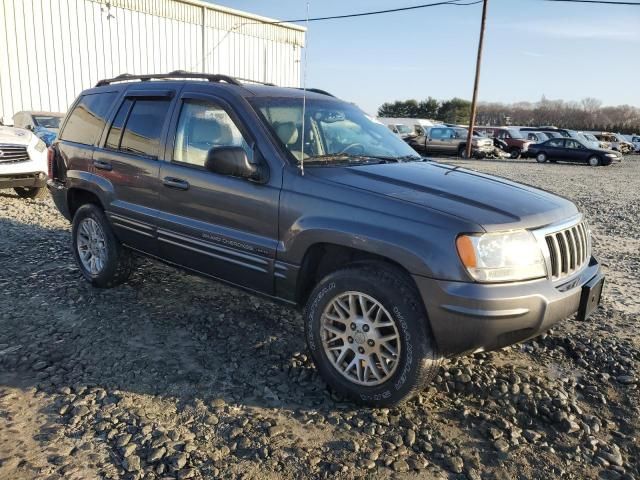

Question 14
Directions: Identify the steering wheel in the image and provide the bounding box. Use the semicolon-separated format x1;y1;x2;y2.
339;143;365;155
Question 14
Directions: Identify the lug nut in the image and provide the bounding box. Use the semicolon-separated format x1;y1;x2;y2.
367;339;375;347
363;325;370;332
350;323;356;330
347;336;353;343
358;347;365;354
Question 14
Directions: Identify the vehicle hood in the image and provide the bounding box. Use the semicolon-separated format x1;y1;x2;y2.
310;161;578;230
0;126;33;146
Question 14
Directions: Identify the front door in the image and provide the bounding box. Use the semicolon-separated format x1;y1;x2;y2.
155;93;281;295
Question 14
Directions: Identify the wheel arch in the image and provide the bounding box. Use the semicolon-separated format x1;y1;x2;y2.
294;242;422;308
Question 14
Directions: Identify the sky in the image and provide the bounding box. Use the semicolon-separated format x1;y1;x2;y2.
210;0;640;114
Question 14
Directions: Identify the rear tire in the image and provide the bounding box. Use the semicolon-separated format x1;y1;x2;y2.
72;203;134;288
536;152;548;163
588;155;601;167
14;186;48;199
303;263;441;407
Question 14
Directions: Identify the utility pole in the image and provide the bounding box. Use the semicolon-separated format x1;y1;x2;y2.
465;0;489;159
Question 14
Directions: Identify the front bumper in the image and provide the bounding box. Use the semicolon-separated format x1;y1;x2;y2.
414;257;602;357
0;172;47;189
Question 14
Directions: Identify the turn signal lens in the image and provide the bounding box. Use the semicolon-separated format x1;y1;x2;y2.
456;235;477;268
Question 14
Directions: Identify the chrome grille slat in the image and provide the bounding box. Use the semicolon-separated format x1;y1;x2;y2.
572;227;581;268
544;220;590;281
0;144;30;164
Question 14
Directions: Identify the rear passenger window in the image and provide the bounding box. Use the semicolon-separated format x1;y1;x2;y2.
105;99;133;150
119;99;171;157
60;92;117;145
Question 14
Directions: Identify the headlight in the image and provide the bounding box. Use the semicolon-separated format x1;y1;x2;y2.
456;230;546;282
605;153;617;158
34;139;46;152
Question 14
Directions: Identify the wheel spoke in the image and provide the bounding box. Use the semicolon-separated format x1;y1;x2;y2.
324;311;347;324
335;347;350;366
378;334;399;344
323;323;345;337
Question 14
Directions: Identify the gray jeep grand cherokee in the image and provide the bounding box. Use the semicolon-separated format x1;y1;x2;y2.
48;72;604;407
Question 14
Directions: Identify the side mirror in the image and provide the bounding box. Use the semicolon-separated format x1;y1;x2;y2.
205;146;268;183
26;124;35;131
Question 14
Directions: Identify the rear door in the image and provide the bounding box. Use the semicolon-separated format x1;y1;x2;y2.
92;88;178;256
154;91;281;295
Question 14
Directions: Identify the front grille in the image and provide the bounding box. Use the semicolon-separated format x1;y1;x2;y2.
545;222;590;281
0;144;30;164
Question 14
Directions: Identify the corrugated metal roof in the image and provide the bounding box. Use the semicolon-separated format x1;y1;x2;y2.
88;0;306;44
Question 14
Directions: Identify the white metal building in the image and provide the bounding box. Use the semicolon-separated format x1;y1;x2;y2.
0;0;305;121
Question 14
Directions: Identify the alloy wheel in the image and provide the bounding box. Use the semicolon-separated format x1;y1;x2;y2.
321;291;401;386
76;218;107;275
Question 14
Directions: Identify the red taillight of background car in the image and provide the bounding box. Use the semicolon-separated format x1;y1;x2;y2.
47;147;54;179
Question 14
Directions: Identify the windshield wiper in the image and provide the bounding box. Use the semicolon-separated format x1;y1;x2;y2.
303;154;423;166
304;154;388;166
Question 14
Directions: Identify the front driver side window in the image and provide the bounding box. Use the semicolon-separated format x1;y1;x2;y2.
174;100;249;167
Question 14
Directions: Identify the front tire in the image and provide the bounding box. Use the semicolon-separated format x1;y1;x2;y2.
72;204;134;288
14;186;48;199
303;264;441;407
509;148;521;159
536;152;548;163
588;155;601;167
458;145;469;159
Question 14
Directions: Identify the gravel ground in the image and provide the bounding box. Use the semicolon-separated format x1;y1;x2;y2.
0;157;638;480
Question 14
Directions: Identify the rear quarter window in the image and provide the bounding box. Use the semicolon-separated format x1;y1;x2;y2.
60;92;117;145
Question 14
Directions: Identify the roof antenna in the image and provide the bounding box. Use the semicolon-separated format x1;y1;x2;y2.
299;1;310;176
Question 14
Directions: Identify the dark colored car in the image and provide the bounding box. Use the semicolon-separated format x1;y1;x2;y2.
526;137;622;166
475;127;532;159
47;72;605;407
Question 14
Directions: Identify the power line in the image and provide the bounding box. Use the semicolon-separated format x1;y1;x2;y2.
193;0;482;71
544;0;640;4
277;0;483;24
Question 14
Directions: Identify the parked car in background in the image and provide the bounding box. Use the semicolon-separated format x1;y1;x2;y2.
520;126;572;138
409;126;494;158
13;111;65;146
523;131;550;143
575;132;601;150
475;127;532;159
376;117;435;138
0;125;48;198
385;123;415;139
526;137;622;166
629;135;640;153
47;72;605;407
588;132;634;154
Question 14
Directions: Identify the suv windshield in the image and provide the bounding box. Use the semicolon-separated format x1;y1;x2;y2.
396;124;413;134
250;97;421;165
33;115;62;129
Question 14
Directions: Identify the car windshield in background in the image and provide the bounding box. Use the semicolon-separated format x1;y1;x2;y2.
250;97;421;165
34;116;62;129
507;129;524;139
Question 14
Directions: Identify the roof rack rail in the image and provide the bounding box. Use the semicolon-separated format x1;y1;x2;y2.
295;87;335;97
95;70;243;87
